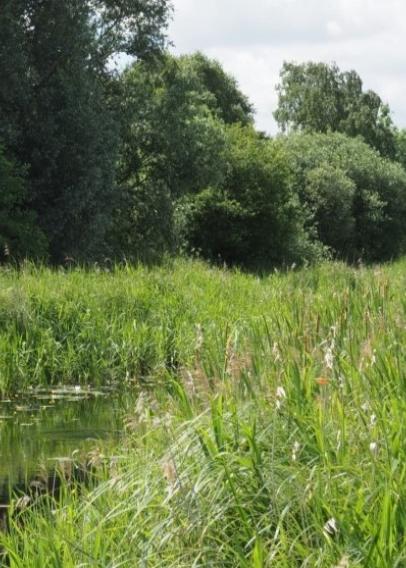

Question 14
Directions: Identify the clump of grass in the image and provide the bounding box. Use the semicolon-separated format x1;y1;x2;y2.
0;259;405;566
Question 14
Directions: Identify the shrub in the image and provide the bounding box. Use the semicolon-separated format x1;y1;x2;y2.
283;132;406;261
177;126;321;268
303;164;356;257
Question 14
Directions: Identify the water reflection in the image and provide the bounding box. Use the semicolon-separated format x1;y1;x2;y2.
0;386;129;502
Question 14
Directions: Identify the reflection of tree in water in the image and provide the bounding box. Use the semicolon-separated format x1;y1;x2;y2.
0;388;130;506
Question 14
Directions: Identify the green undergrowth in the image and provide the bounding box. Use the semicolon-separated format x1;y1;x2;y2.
0;259;405;566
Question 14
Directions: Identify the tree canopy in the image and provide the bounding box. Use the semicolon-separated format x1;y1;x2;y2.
1;7;405;269
176;125;321;268
274;62;396;158
0;0;172;262
0;144;47;262
283;132;406;261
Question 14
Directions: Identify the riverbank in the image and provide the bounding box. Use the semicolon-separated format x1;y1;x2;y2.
0;260;405;566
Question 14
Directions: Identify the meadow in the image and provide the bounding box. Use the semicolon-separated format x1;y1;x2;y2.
0;259;405;567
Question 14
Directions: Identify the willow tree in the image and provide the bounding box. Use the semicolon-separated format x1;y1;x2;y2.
0;0;172;261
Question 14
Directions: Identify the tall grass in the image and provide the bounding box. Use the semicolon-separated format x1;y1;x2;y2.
0;259;405;566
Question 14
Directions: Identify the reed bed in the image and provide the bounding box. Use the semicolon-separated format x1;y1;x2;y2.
0;259;405;566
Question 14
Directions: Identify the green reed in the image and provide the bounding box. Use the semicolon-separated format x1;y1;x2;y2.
0;259;405;566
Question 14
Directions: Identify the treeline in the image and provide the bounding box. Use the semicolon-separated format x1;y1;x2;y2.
1;1;406;267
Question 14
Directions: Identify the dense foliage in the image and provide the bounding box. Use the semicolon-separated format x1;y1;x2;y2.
395;128;406;171
176;125;320;266
283;133;406;261
0;4;406;266
0;145;47;261
274;61;396;158
108;54;230;261
0;260;405;566
0;0;172;262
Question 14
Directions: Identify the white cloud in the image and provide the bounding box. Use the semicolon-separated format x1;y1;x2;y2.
168;0;406;133
326;21;343;39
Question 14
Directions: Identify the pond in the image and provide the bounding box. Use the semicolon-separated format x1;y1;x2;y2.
0;386;131;506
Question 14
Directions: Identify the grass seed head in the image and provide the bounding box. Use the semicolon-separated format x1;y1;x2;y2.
162;459;178;486
292;441;301;461
272;341;282;363
333;555;350;568
324;347;334;370
276;386;286;410
276;386;286;399
14;494;31;511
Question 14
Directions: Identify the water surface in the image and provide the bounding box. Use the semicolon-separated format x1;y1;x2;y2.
0;386;131;502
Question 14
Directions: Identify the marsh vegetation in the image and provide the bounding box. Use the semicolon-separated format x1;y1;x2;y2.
0;260;404;566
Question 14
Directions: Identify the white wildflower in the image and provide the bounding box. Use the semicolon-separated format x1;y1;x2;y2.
370;414;377;427
323;517;339;537
276;386;286;410
292;441;300;462
272;342;282;363
276;386;286;399
369;442;378;455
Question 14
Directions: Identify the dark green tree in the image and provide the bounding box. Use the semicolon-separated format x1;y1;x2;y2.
177;126;319;268
177;53;254;126
274;62;396;158
0;0;172;262
118;53;251;197
109;54;230;260
395;129;406;171
303;165;356;256
283;132;406;261
0;145;47;262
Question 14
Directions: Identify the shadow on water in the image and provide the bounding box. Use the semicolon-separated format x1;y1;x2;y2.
0;386;134;514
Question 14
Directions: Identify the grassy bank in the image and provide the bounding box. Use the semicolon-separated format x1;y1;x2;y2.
0;260;405;566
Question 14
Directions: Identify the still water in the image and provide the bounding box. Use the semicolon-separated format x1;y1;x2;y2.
0;386;130;503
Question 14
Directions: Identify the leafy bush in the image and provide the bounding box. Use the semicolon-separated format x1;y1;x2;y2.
303;165;356;256
177;126;322;268
283;132;406;261
107;174;174;264
176;188;252;264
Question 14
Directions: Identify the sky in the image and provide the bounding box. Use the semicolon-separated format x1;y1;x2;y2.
168;0;406;134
